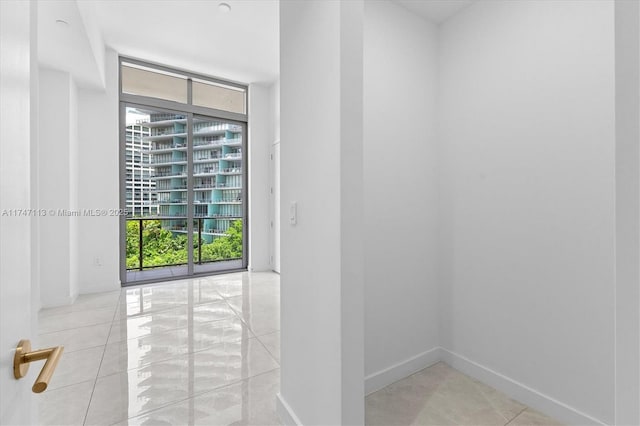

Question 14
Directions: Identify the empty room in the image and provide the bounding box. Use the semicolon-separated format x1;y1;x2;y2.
1;1;638;425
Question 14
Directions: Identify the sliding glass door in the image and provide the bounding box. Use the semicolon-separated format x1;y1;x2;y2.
123;106;247;283
191;116;246;274
119;58;248;284
124;106;189;282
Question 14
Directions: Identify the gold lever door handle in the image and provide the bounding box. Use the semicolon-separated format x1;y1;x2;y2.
13;339;64;393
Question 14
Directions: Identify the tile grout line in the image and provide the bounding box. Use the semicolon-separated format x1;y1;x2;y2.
118;366;281;424
100;291;248;356
92;331;255;382
468;376;523;425
82;293;123;426
107;291;233;322
253;331;280;366
504;407;529;426
222;294;280;338
105;280;278;424
105;308;239;346
38;318;115;336
85;289;271;382
57;274;281;425
38;293;121;314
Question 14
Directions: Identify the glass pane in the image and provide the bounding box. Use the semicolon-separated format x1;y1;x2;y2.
125;218;188;271
192;117;244;272
125;219;140;270
193;80;246;114
122;64;188;103
143;218;188;267
125;106;187;219
125;106;189;281
123;104;245;283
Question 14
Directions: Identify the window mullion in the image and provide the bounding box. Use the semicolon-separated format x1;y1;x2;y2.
187;111;194;275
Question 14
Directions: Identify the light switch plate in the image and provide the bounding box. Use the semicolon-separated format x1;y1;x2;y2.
289;201;297;225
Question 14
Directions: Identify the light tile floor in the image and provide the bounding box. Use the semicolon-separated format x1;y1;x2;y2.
365;363;563;426
38;271;562;426
38;272;281;426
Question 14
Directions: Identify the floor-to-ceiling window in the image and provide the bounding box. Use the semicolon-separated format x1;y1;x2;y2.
119;58;248;284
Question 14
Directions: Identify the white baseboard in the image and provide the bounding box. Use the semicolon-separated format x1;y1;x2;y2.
281;348;607;425
439;348;607;426
276;393;303;426
364;347;442;395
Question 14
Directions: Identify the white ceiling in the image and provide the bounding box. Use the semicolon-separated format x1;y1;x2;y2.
38;0;105;89
393;0;474;23
38;0;279;88
38;0;473;89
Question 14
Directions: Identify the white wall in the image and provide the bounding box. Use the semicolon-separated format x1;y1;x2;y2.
30;2;41;317
0;0;36;423
37;53;119;303
76;0;106;88
270;140;281;273
363;0;440;393
614;1;640;423
278;1;364;424
270;78;280;143
248;83;272;272
338;1;365;421
35;1;120;298
69;70;79;298
76;49;120;294
279;2;343;421
269;78;281;273
38;68;79;307
438;1;615;423
36;49;120;301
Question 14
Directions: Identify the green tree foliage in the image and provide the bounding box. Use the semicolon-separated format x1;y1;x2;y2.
141;220;188;267
126;219;242;269
126;220;140;268
201;220;243;261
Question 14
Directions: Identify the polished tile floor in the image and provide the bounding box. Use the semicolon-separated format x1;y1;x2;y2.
366;362;562;426
38;271;561;426
37;272;281;426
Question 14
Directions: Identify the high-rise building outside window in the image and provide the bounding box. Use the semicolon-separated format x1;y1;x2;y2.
125;123;156;217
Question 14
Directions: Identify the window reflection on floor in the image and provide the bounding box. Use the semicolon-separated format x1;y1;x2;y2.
37;272;281;426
